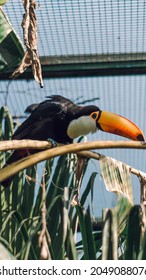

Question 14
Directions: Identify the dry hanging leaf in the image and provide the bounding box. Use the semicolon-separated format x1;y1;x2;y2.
99;155;133;204
11;0;43;87
100;155;134;234
10;52;31;78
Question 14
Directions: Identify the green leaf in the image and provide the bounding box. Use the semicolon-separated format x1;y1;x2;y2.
102;209;118;260
13;211;37;260
0;8;25;72
125;205;143;260
0;0;8;6
84;207;96;259
4;107;14;140
75;205;89;260
81;172;97;206
66;219;77;260
21;166;37;219
70;171;97;234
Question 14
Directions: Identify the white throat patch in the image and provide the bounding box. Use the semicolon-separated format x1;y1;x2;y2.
67;116;97;139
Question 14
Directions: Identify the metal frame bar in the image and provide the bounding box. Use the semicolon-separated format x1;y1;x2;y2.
0;53;146;80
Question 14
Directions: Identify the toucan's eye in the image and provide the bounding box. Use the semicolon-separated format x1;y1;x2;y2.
90;112;98;120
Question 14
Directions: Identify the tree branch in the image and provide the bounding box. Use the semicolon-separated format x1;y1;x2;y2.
0;139;145;152
0;140;146;183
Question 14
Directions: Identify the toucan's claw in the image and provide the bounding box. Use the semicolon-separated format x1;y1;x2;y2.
47;138;58;148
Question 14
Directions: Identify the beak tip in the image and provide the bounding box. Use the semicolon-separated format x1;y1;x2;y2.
136;133;145;142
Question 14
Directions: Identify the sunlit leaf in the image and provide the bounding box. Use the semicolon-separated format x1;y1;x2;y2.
100;155;133;233
100;155;133;203
102;208;118;260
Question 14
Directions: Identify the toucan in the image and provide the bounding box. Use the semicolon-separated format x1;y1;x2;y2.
1;95;145;188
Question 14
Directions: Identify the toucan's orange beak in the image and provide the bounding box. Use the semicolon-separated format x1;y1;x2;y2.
96;111;145;141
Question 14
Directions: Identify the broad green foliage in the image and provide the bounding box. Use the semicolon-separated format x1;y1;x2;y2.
0;1;8;6
0;8;25;72
0;107;145;260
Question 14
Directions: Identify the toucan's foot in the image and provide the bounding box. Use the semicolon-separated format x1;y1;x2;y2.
47;138;58;148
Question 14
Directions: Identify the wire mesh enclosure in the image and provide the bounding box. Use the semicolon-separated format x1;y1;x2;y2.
0;0;146;218
0;0;146;261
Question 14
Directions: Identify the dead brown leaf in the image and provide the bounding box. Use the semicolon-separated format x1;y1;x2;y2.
11;0;43;87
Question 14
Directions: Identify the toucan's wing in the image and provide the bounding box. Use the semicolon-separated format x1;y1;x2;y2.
46;95;82;114
25;103;39;113
12;95;80;140
12;99;68;140
25;95;78;115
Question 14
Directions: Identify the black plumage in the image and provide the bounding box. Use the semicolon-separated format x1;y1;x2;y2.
13;95;99;144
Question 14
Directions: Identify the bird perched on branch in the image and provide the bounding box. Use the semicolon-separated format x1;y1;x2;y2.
1;95;145;188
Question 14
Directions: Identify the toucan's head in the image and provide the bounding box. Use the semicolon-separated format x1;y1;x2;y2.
67;105;145;142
